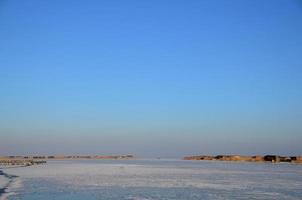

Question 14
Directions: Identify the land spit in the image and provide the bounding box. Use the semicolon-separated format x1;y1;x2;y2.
0;155;134;166
0;159;46;166
183;155;302;164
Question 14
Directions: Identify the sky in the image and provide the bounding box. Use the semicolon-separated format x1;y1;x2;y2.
0;0;302;157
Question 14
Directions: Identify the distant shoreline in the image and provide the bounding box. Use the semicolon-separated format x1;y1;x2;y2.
2;154;302;165
0;155;135;166
0;155;134;160
183;155;302;164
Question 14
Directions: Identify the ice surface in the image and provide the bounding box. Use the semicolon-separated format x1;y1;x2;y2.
0;168;22;200
2;160;302;200
0;175;9;189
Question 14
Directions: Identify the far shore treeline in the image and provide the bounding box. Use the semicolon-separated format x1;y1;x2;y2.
184;155;302;164
1;154;302;165
0;155;134;160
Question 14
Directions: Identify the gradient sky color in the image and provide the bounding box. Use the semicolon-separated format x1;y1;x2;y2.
1;0;302;157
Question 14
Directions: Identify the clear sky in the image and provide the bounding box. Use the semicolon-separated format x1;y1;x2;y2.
0;0;302;157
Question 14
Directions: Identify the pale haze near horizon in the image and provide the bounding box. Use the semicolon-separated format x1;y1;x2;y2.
0;0;302;157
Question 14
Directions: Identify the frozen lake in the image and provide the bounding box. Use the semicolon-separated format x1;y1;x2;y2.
1;159;302;199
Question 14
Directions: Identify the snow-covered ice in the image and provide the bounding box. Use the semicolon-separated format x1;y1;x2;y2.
1;159;302;199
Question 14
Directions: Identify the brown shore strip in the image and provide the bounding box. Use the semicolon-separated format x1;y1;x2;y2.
183;155;302;164
0;159;46;166
0;155;134;166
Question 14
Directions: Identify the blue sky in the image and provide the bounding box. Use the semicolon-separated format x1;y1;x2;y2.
0;0;302;157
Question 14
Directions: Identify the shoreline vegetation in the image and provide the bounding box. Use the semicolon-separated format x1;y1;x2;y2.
183;155;302;164
0;159;46;166
1;154;302;166
0;155;134;166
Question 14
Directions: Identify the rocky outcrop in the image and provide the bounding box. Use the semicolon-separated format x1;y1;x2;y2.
184;155;301;164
